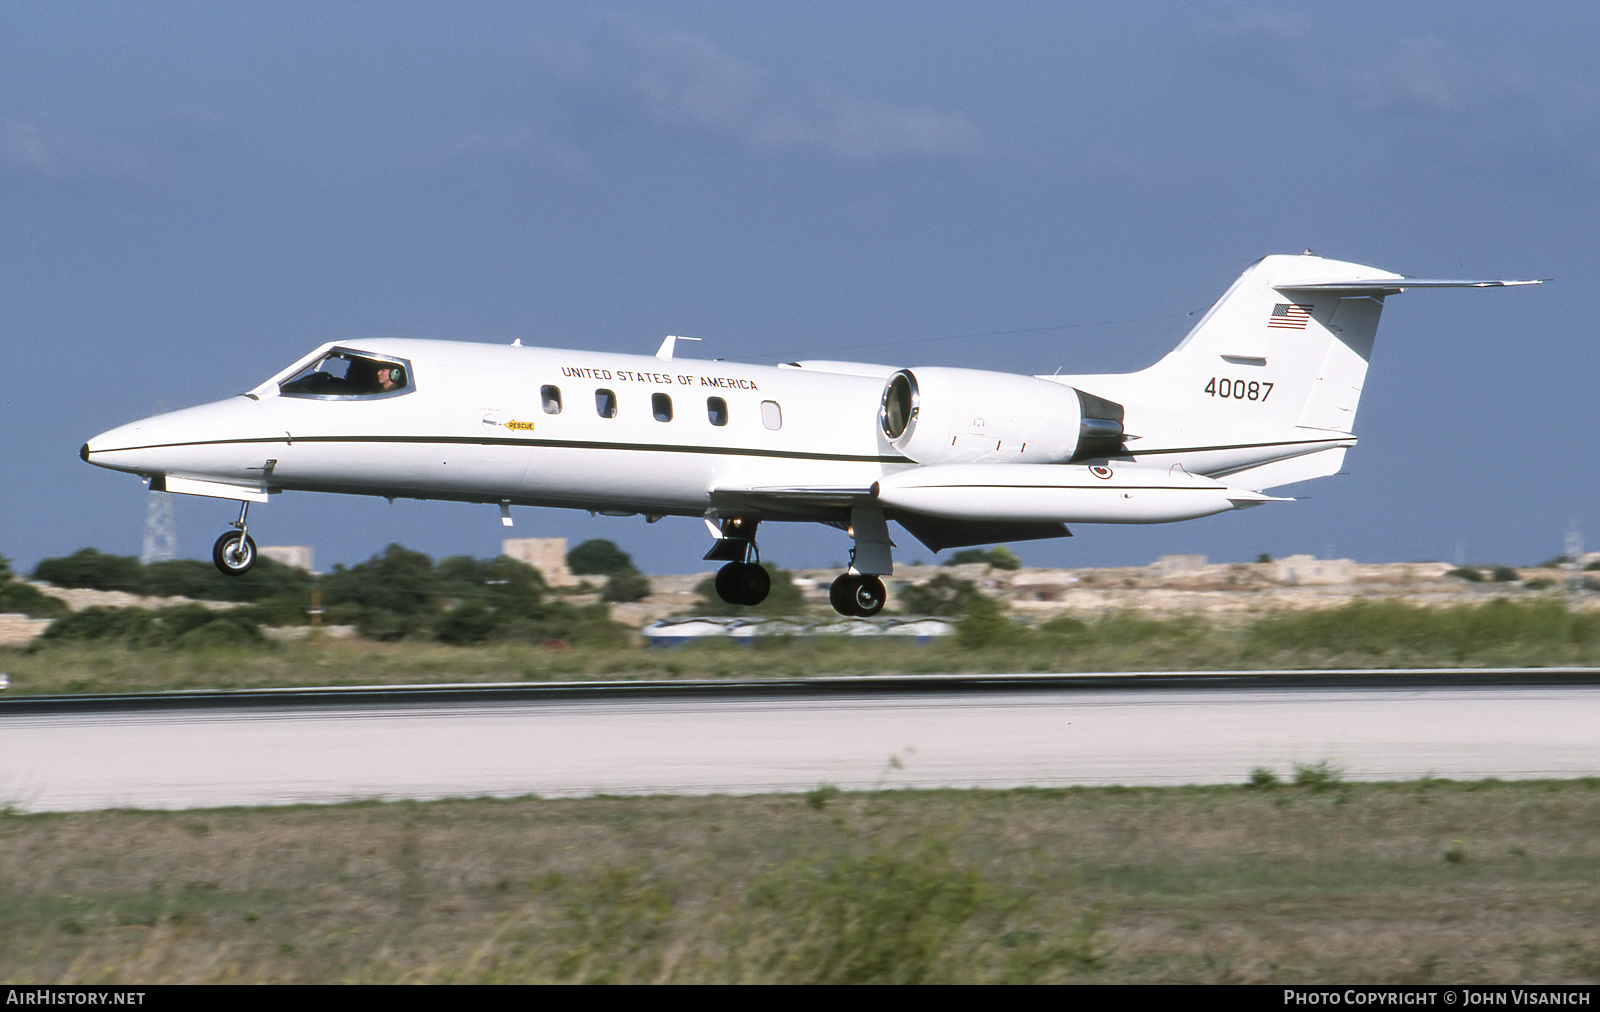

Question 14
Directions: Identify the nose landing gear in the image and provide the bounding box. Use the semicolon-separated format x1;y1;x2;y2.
212;501;257;575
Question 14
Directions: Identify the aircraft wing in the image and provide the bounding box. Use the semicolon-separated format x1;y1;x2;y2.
707;483;1073;551
707;484;876;521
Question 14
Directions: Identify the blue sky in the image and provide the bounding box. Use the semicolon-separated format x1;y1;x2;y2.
3;2;1595;575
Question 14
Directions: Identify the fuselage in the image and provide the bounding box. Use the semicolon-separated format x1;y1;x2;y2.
83;339;912;520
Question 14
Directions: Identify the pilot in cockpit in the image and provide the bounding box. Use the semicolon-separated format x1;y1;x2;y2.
279;350;410;398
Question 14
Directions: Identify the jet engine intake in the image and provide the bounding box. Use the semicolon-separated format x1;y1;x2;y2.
880;367;1124;465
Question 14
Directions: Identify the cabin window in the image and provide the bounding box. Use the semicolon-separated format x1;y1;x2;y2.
707;396;728;426
541;385;562;414
651;392;673;422
761;400;782;430
279;349;414;399
595;389;617;418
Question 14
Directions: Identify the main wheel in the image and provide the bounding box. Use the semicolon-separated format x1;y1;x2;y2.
831;574;887;617
829;573;860;615
715;562;770;606
212;531;257;575
851;575;886;617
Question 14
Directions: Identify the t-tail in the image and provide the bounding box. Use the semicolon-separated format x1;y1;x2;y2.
1052;252;1540;490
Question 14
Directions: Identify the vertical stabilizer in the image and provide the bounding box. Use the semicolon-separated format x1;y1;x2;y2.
1135;253;1404;434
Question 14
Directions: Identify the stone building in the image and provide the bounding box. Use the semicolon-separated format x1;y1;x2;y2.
501;537;578;588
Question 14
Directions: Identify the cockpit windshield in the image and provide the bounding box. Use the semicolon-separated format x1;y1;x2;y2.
278;349;414;399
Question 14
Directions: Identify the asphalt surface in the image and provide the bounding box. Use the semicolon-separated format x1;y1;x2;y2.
2;670;1596;812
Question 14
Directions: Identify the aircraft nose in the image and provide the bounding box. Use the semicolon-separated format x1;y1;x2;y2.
81;417;156;475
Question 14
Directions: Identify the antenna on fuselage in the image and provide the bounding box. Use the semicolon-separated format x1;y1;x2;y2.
655;335;701;360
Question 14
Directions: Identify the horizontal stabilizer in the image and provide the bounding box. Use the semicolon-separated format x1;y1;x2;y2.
1214;446;1349;491
1279;278;1543;294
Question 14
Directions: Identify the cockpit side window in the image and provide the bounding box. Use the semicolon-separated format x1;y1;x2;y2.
279;350;415;399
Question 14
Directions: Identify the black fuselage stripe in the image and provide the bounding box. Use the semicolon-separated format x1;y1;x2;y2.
98;434;907;465
93;433;1345;464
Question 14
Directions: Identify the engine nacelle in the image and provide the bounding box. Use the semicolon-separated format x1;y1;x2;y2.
879;367;1125;465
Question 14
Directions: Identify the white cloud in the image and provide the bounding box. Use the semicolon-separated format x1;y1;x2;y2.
605;21;985;161
0;115;155;183
1353;37;1469;114
1193;11;1600;176
452;126;594;176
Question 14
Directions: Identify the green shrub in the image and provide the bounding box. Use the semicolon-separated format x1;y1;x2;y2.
1292;761;1344;792
896;574;984;616
435;601;499;645
0;581;68;618
1247;766;1281;788
601;570;652;603
38;605;265;649
750;838;985;984
33;548;145;593
953;595;1015;649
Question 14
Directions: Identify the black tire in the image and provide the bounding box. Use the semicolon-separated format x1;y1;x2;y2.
212;531;257;575
852;575;886;617
714;562;745;604
830;574;861;616
715;562;770;606
740;563;771;606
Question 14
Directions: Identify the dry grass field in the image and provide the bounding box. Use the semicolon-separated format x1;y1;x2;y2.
5;597;1600;697
2;779;1597;984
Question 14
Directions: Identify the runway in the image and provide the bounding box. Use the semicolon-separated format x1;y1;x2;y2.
3;673;1596;812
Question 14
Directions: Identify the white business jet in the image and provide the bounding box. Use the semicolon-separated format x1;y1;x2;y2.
82;253;1537;616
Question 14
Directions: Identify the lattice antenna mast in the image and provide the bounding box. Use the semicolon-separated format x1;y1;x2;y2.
141;490;178;564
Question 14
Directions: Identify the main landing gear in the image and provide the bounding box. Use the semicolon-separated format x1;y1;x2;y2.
212;500;257;575
703;507;895;617
705;517;770;607
829;573;886;617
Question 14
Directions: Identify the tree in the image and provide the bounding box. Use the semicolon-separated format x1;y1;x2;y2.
944;546;1020;571
567;539;636;577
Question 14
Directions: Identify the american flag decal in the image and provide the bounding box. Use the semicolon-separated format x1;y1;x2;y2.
1268;303;1314;329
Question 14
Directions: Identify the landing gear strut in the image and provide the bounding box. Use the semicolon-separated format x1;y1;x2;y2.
828;504;893;617
212;500;257;575
706;517;770;606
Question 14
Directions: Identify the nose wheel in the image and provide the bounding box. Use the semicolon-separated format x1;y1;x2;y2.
213;531;257;575
830;573;886;617
211;500;258;575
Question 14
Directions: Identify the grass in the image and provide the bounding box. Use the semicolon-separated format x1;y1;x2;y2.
1;779;1597;983
6;598;1600;696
